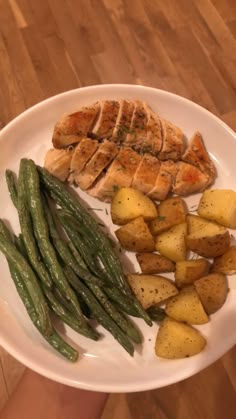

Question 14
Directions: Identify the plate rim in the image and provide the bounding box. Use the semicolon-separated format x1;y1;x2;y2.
0;84;236;392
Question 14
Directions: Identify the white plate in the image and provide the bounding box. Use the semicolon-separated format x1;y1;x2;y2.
0;84;236;393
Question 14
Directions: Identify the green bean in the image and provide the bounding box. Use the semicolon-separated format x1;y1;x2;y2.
24;160;83;321
17;160;52;288
42;286;99;341
146;306;166;322
64;266;134;356
104;287;138;317
43;197;103;286
38;166;152;326
8;263;78;361
0;230;52;336
38;167;130;292
5;170;18;209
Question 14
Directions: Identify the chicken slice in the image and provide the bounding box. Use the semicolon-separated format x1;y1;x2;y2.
144;103;163;155
172;162;210;196
148;161;178;201
44;148;73;181
88;148;142;201
124;100;148;150
158;119;184;160
68;138;98;184
132;153;161;194
92;100;120;138
76;140;118;190
182;131;216;186
113;100;135;144
52;102;100;148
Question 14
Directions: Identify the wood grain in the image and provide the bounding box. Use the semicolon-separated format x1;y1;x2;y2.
0;0;236;417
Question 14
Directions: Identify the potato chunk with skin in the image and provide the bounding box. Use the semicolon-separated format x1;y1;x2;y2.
111;187;158;225
175;259;211;288
194;273;228;314
155;317;206;359
165;286;208;325
115;216;155;252
186;215;230;258
136;253;175;274
127;274;178;309
212;247;236;275
155;223;187;262
149;197;187;235
198;189;236;229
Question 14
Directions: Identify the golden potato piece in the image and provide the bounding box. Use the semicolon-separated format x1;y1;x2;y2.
194;273;229;314
212;247;236;275
136;253;175;274
155;222;187;262
115;216;155;252
149;197;187;235
175;259;210;288
165;286;208;325
111;187;158;225
127;274;178;309
155;317;206;359
186;215;230;258
198;189;236;229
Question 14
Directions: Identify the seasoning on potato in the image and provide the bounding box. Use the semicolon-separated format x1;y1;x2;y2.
175;259;210;288
212;247;236;275
111;187;158;225
194;273;229;314
186;215;230;258
127;274;178;309
155;222;187;262
155;317;207;359
115;216;155;252
136;252;175;274
149;197;187;235
165;286;209;325
198;189;236;229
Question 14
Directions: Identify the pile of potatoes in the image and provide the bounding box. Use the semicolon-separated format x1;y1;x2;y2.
111;187;236;359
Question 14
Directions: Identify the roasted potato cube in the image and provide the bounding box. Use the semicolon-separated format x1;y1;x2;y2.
155;317;206;359
175;259;210;288
149;197;187;235
127;274;178;309
165;286;208;324
115;216;155;252
111;187;158;225
194;273;229;314
186;215;230;258
212;247;236;275
198;189;236;228
155;222;187;262
136;253;175;274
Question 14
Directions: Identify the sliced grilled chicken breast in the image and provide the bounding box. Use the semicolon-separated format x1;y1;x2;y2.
158;119;184;160
44;148;73;181
182;131;216;186
144;103;163;155
113;100;135;144
52;102;100;148
76;140;118;190
88;148;141;201
132;153;161;194
125;100;148;150
68;138;98;184
148;160;178;201
92;100;120;138
173;162;210;195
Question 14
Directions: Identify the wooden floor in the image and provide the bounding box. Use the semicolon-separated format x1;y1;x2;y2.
0;0;236;417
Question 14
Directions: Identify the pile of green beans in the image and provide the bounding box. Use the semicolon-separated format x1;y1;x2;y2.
0;158;152;362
